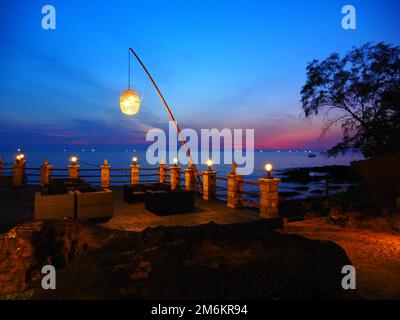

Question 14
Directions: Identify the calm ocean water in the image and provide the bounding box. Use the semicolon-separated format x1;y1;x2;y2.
1;150;364;198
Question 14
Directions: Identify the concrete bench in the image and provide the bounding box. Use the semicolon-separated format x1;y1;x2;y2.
75;188;113;219
34;191;75;220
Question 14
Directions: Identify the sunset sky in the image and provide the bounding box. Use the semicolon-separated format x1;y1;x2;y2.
1;0;399;151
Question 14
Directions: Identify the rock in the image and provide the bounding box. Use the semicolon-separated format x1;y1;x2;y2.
328;185;342;191
1;220;353;299
280;165;359;185
345;211;362;219
304;211;323;219
280;191;300;198
310;189;324;195
329;207;345;223
379;208;392;217
390;216;400;231
0;220;128;295
294;186;309;191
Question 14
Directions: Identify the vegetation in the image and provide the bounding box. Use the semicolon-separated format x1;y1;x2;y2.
301;42;400;157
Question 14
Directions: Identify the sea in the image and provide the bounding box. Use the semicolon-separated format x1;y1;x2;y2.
0;150;364;200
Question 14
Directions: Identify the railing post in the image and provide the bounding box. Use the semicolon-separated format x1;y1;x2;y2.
159;163;167;184
13;159;24;186
131;164;140;184
130;163;140;185
258;177;280;219
68;162;80;179
101;159;110;188
227;174;243;208
170;164;181;190
203;169;216;200
0;158;3;176
40;159;53;186
185;163;197;191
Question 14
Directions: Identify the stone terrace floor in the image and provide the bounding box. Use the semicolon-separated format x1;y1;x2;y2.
101;187;261;232
0;180;262;232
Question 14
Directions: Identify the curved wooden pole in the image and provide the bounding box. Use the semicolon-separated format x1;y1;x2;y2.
129;48;201;178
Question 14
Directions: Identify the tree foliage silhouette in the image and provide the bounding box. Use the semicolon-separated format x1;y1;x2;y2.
301;42;400;157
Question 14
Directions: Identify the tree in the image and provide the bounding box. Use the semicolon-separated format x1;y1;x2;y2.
300;42;400;158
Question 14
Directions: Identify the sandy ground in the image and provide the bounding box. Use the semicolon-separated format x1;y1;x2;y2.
286;218;400;299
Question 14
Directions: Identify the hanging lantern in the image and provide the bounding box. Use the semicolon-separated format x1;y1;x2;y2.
120;89;141;115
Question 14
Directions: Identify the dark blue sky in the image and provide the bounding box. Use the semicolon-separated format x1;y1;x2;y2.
1;0;399;151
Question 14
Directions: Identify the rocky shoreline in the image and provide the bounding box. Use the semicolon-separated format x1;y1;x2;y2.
0;219;353;300
277;165;360;201
279;165;359;184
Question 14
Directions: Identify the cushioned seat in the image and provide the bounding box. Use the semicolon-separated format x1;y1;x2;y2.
75;188;113;219
123;183;170;203
145;189;194;215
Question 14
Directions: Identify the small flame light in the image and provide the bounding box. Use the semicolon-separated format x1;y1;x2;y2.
132;156;138;165
173;158;178;165
70;156;78;164
16;153;25;163
206;159;213;171
265;163;273;178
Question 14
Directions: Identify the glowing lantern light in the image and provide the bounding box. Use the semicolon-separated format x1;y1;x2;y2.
265;163;273;178
206;159;213;171
120;89;141;115
173;158;178;165
70;156;78;164
132;156;138;165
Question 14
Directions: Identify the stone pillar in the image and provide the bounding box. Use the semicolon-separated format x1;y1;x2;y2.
68;163;80;179
101;159;110;188
159;164;167;184
21;159;26;184
227;174;243;208
13;161;24;186
203;170;216;200
184;163;197;191
40;159;53;186
170;165;181;190
259;178;280;219
130;164;140;185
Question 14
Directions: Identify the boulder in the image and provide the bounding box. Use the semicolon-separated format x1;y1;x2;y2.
0;220;126;295
0;220;353;299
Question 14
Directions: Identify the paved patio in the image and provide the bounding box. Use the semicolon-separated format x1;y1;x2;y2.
0;182;262;233
101;187;261;232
